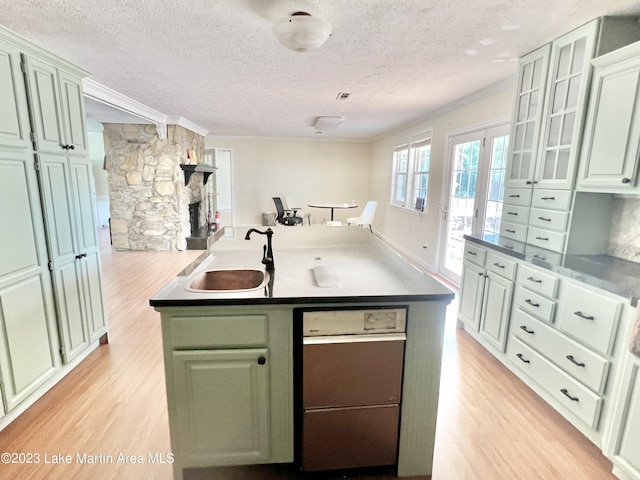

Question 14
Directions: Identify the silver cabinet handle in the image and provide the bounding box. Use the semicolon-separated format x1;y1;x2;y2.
493;262;505;269
525;299;540;308
526;276;542;283
574;311;594;321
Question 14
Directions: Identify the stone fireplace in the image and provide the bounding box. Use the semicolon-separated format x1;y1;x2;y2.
103;123;205;251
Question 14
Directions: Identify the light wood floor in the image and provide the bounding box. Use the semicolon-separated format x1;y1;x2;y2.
0;228;617;480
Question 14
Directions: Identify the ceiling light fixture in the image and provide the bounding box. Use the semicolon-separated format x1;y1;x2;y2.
273;11;332;52
314;116;344;132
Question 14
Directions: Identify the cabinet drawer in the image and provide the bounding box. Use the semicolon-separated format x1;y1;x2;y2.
511;309;610;394
502;205;530;225
517;263;559;298
524;244;564;265
529;208;569;232
531;189;573;210
514;286;555;323
507;337;603;429
526;226;566;252
486;251;517;280
504;187;532;207
170;314;268;349
463;242;486;266
557;282;621;355
500;221;528;243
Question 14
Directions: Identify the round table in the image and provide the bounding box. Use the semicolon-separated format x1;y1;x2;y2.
307;203;358;221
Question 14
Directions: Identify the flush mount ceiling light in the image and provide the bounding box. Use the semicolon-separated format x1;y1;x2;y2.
314;116;344;132
273;11;332;52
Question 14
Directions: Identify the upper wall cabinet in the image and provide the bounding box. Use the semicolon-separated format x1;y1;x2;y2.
23;54;89;156
504;45;551;188
0;42;31;149
577;41;640;192
506;17;640;191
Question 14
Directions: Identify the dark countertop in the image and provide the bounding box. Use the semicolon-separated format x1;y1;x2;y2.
150;227;454;307
465;233;640;306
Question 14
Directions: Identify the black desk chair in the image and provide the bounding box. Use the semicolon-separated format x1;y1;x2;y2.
273;197;303;226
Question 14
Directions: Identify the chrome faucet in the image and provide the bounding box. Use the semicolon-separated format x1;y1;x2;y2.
245;228;274;271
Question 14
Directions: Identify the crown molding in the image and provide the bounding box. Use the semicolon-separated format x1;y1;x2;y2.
166;116;209;137
82;79;208;139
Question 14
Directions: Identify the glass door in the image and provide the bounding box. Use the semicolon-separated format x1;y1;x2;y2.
438;124;509;285
440;132;482;284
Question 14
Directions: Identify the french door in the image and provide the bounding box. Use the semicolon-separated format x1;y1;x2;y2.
438;123;510;285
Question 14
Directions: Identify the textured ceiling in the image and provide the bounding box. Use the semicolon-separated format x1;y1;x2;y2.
2;0;640;139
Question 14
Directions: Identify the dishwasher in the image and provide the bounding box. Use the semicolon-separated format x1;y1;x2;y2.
295;307;407;473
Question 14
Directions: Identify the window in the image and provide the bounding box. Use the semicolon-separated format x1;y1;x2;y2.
391;131;432;212
483;135;508;236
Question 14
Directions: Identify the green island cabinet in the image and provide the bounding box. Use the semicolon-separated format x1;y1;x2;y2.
0;25;108;429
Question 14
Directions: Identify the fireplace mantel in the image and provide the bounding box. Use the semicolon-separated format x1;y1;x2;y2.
180;164;216;185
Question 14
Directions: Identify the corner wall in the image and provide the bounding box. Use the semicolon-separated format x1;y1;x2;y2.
103;124;205;251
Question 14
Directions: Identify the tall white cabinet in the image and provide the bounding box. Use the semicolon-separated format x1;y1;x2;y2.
0;25;108;429
501;18;640;255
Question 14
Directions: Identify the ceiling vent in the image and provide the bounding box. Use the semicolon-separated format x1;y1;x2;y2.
336;92;351;100
314;116;345;132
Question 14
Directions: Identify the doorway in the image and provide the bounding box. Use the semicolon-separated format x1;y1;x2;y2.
438;122;510;285
209;148;234;236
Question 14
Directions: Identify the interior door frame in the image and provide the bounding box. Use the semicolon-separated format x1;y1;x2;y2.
436;118;510;286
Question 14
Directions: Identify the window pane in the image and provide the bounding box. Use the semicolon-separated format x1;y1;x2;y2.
483;134;508;237
571;38;586;74
395;174;406;203
543;150;556;179
557;44;572;78
552;80;567;113
561;112;575;145
547;115;561;147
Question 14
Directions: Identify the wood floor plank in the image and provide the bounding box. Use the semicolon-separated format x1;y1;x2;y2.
0;228;617;479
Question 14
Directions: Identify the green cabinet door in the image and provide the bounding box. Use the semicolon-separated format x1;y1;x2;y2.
172;349;270;467
0;151;59;410
458;261;486;331
38;154;89;360
0;42;31;149
479;271;514;352
23;55;88;155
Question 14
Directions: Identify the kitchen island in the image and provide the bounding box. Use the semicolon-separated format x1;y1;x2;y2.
150;227;454;480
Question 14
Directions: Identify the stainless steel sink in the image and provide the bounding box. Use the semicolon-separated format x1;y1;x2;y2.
186;269;268;292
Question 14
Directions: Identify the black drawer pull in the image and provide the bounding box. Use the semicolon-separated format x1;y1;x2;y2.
537;216;551;222
467;251;477;255
560;388;579;402
520;325;534;334
509;194;520;198
541;196;555;200
478;272;485;276
526;180;537;185
525;299;540;308
493;262;505;269
622;177;631;184
574;311;594;321
257;356;267;365
504;244;514;250
532;254;546;261
566;355;585;367
506;229;516;233
75;253;87;260
507;212;518;216
535;236;549;241
516;353;530;364
526;276;542;283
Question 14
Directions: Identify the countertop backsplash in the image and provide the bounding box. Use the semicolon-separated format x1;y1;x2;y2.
608;196;640;263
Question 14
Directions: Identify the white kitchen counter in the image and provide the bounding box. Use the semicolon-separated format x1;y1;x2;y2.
150;226;453;307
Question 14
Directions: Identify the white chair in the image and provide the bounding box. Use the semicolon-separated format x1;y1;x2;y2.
285;196;311;226
347;200;377;233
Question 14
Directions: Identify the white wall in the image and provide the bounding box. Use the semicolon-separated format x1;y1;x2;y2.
204;79;515;271
204;137;371;226
369;80;515;272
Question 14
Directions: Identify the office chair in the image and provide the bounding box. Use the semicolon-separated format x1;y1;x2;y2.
273;197;302;226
